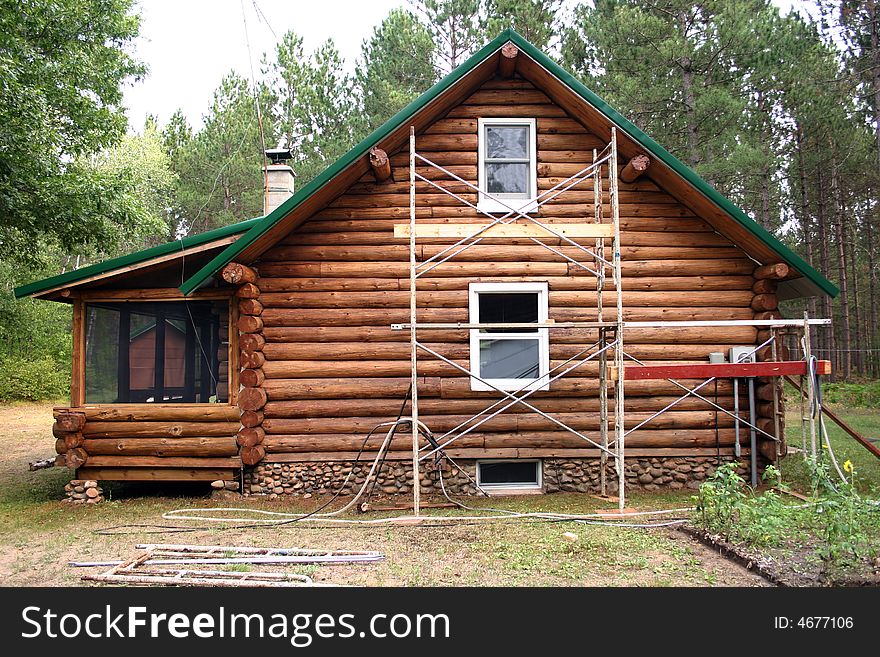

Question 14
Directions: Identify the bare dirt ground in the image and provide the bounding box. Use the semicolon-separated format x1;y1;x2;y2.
0;402;769;587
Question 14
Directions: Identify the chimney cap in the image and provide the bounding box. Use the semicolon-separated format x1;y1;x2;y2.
265;147;293;166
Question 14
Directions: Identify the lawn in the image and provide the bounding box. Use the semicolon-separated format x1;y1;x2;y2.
3;398;877;587
0;402;767;587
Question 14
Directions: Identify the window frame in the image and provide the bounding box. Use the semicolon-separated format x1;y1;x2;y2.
476;459;543;492
477;117;538;213
73;294;237;407
468;281;550;392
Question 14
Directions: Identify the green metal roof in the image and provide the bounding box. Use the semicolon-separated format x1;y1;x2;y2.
14;217;261;299
178;29;837;299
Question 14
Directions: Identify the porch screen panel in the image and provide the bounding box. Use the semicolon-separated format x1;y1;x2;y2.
84;300;228;404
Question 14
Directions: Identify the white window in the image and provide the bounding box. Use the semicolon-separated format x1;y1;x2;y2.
477;459;542;492
469;282;549;391
477;117;537;213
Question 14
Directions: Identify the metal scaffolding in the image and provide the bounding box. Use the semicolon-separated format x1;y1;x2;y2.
396;126;626;512
395;125;833;516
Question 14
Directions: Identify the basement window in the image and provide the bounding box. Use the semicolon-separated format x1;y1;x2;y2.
477;117;537;213
469;282;549;391
477;460;542;491
84;300;229;404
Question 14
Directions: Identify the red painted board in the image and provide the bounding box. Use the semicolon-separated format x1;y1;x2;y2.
624;360;831;381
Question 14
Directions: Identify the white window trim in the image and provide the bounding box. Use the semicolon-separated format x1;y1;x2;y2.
469;281;549;392
477;117;538;214
476;459;543;493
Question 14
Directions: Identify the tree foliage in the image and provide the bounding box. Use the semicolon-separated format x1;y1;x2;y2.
357;9;437;134
0;0;145;265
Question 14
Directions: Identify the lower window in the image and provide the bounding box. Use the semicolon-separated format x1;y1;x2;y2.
476;459;542;491
84;300;230;404
469;282;549;391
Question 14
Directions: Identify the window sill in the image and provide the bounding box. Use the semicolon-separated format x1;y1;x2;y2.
469;377;549;392
476;199;539;214
479;486;544;496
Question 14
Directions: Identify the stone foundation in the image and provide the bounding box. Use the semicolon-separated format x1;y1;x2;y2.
64;479;104;504
243;456;751;498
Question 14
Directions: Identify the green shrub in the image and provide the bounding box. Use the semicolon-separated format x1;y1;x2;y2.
0;355;69;401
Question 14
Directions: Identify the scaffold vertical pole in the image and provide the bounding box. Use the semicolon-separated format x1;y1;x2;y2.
610;127;625;511
594;147;608;497
409;126;420;516
803;310;817;461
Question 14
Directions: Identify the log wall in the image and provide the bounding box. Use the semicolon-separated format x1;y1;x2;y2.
55;405;241;481
250;75;773;463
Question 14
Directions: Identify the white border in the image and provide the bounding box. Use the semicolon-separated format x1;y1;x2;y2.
468;281;549;391
477;117;537;213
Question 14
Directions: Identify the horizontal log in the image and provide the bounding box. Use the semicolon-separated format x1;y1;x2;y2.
236;283;260;299
55;438;67;454
751;294;778;312
393;223;616;240
64;432;85;450
758;439;779;461
82;421;239;439
82;437;239;457
238;299;263;316
368;147;392;182
57;405;240;422
262;244;742;263
260;306;754;327
263;342;738;362
262;428;741;453
753;310;782;320
220;262;257;285
240;351;266;369
303;212;698;231
446;103;567;118
238;386;268;411
751;278;776;294
498;42;518;76
258;289;752;310
256;258;757;279
257;274;755;293
237;315;263;333
262;376;739;400
263;324;757;345
423;117;586;135
240;410;264;428
236;426;265;448
75;467;236;482
265;447;748;462
240;333;265;352
240;368;265;387
753;263;790;280
464;89;555;105
620;154;650;183
240;444;266;466
65;448;88;469
263;395;737;419
80;456;241;468
54;411;85;432
288;229;731;248
262;410;734;435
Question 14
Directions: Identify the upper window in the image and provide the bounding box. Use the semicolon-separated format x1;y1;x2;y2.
477;118;537;213
469;282;549;391
84;300;230;404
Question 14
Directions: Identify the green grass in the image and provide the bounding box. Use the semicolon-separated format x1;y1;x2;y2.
781;407;880;495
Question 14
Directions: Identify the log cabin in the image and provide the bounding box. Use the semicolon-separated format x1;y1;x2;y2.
16;30;837;499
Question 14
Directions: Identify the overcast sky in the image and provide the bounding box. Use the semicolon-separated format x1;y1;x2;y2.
123;0;812;132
